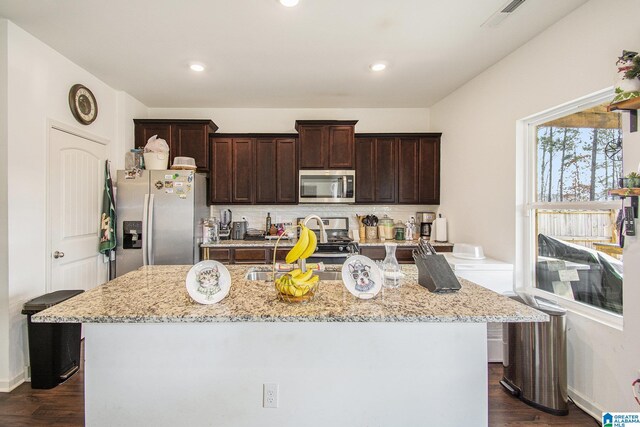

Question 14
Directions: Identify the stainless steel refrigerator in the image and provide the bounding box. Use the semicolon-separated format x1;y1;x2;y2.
115;170;208;277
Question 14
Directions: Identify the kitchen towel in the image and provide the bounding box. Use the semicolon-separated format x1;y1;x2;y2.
99;160;116;256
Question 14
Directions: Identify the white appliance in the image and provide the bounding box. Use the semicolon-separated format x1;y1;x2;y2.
443;253;514;362
298;170;355;203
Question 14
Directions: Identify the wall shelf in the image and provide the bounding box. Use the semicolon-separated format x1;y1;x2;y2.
609;188;640;197
609;188;639;218
607;97;639;133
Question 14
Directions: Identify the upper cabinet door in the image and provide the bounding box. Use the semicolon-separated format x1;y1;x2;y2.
171;123;210;172
375;138;397;203
254;138;277;204
210;138;232;204
298;126;327;169
296;121;357;170
275;138;297;203
232;138;255;204
328;126;354;169
134;122;172;150
355;138;376;203
397;138;420;204
134;120;218;172
418;137;441;204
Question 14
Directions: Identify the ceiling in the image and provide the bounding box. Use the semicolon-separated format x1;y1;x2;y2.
0;0;588;108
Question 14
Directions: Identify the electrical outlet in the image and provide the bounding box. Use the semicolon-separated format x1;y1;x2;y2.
263;383;279;408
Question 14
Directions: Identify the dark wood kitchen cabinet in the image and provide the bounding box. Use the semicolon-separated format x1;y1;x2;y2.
209;134;297;205
360;243;452;264
134;119;218;172
231;138;254;204
396;135;441;205
355;137;397;204
355;133;441;205
255;138;297;204
209;138;233;204
296;120;357;169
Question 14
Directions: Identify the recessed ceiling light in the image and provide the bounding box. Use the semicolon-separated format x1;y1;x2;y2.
279;0;299;7
369;62;387;72
190;63;205;72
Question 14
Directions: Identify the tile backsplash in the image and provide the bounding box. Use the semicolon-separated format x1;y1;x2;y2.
209;204;440;234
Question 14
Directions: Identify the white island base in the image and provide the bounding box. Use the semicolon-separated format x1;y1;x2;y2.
84;322;488;427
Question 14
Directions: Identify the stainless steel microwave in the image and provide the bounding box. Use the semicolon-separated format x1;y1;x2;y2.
299;170;355;204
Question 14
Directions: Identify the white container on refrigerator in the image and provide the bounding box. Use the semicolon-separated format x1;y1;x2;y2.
115;170;209;277
443;253;514;362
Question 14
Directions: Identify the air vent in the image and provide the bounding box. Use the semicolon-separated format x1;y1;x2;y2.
501;0;526;14
481;0;527;28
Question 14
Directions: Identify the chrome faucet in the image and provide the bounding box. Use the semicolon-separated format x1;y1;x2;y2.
298;214;327;272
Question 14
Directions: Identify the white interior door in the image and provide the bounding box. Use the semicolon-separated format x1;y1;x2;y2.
49;126;108;292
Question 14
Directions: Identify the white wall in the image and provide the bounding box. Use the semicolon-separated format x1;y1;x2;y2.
0;20;147;391
0;19;10;392
430;0;640;414
148;107;430;133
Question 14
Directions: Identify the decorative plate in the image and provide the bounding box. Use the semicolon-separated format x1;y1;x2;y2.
341;255;382;299
186;261;231;304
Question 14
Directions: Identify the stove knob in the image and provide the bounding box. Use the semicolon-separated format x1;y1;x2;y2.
339;247;344;252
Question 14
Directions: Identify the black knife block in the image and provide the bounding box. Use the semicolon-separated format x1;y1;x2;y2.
413;254;461;293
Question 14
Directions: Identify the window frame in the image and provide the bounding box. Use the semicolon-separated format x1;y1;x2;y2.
518;87;623;329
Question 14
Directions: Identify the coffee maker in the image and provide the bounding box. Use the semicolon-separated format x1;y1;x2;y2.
219;209;232;240
416;212;436;239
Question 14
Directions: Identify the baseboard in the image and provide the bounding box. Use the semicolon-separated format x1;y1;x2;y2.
568;386;602;422
0;371;25;392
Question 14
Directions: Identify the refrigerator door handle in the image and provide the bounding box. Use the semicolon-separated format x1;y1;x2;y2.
142;193;149;266
148;194;155;265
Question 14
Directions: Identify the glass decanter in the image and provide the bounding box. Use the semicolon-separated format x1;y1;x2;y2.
381;242;403;288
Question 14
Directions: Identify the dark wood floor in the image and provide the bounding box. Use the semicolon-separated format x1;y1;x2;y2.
0;348;598;426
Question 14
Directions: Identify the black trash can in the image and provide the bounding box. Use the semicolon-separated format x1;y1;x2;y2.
22;290;84;389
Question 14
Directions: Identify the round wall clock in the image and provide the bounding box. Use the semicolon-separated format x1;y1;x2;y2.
68;84;98;125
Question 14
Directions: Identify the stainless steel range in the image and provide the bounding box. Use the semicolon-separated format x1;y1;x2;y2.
296;217;359;264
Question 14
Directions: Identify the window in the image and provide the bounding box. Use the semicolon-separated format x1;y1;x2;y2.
524;94;624;316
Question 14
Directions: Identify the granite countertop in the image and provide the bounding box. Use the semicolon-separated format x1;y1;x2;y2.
32;265;547;324
201;239;453;248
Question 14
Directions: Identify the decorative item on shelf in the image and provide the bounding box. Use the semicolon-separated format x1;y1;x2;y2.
626;172;640;188
271;224;319;303
68;84;98;125
612;50;640;104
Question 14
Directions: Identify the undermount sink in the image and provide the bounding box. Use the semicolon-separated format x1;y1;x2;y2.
244;269;343;282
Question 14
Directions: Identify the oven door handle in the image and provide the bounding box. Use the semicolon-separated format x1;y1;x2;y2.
309;253;351;258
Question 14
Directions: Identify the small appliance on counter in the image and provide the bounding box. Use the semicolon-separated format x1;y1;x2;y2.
416;211;436;239
219;209;232;240
231;220;248;240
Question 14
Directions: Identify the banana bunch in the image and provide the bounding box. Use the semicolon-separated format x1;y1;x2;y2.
275;268;319;297
285;224;317;264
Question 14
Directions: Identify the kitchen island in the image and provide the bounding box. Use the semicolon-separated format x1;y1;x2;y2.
34;265;545;427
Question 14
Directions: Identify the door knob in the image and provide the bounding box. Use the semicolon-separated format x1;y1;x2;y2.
53;251;65;259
